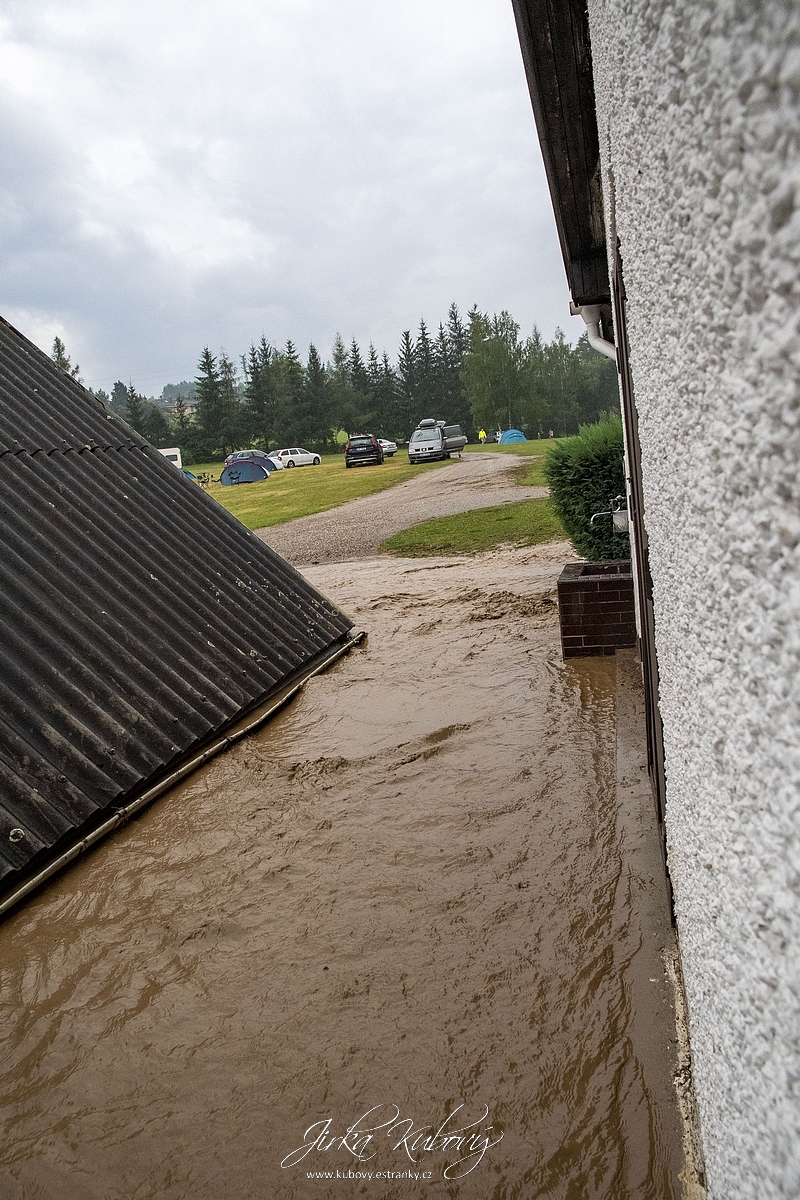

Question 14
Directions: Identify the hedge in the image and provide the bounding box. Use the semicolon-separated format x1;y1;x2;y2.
543;415;629;560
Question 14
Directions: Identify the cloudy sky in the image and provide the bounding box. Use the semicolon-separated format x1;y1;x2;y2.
0;0;571;395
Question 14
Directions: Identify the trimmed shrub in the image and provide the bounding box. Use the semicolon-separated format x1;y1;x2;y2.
543;415;629;560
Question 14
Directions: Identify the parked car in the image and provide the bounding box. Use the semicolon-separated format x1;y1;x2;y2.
377;438;398;457
273;447;321;467
224;449;283;472
408;419;466;463
344;434;384;467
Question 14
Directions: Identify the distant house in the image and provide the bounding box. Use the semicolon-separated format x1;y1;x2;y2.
0;316;353;909
511;3;800;1197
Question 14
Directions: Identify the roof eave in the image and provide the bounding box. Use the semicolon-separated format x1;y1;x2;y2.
511;0;610;307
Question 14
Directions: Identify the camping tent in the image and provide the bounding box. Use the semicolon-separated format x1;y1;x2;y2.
499;429;527;444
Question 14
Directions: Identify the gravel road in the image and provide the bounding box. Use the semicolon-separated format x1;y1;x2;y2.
255;451;547;565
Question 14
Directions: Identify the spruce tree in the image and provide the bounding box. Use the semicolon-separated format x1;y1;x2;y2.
272;340;304;447
348;338;373;429
124;382;147;433
140;403;171;447
445;303;472;434
446;302;470;368
110;381;128;415
242;337;277;449
396;330;417;435
194;348;224;459
172;397;194;445
328;333;359;439
297;344;330;450
51;336;81;381
218;350;242;454
414;319;436;413
374;350;400;440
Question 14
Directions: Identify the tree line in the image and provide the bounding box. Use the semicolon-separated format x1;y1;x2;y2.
64;303;619;462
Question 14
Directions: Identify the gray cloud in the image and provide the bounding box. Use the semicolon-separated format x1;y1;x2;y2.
0;0;571;393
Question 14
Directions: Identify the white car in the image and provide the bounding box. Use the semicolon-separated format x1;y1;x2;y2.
377;439;398;457
273;447;322;467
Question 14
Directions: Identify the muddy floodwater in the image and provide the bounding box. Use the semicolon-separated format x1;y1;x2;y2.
0;545;686;1199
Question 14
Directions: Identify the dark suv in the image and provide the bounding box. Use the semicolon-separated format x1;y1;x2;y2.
344;434;384;467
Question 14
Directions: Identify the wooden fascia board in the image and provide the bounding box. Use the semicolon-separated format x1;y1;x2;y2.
510;0;610;305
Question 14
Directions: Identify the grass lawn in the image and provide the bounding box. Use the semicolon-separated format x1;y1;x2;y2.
380;497;565;557
512;457;549;486
188;453;454;531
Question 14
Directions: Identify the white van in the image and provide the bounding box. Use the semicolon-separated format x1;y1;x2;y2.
157;447;183;469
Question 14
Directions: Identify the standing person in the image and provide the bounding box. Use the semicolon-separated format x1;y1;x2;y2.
548;429;554;438
478;427;487;444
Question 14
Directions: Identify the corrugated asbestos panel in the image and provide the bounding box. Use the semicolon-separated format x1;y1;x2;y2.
0;315;353;894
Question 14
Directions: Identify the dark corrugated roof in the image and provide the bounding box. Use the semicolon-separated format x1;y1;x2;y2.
0;315;353;894
510;0;610;307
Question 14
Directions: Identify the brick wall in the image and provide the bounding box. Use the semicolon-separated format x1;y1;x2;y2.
557;561;637;659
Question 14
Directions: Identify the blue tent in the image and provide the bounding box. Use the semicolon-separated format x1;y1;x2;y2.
220;461;269;485
499;428;527;444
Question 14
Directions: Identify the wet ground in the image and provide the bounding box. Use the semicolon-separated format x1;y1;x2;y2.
0;545;686;1199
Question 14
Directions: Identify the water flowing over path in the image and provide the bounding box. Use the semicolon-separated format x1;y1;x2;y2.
0;545;686;1199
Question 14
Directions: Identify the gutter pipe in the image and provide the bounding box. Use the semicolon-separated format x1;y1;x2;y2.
0;629;366;921
570;302;617;362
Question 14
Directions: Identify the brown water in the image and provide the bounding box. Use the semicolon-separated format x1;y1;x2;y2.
0;547;684;1199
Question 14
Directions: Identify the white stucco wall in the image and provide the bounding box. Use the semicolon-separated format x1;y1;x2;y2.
586;2;800;1196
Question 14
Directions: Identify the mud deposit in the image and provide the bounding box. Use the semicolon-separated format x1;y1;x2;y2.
0;545;684;1199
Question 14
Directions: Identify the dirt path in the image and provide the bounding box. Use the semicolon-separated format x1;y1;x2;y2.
0;545;685;1200
255;451;547;565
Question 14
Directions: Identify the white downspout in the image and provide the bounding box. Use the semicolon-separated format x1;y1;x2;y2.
570;301;617;362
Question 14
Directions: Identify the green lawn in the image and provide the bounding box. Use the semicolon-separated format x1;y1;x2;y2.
380;497;565;557
188;453;454;531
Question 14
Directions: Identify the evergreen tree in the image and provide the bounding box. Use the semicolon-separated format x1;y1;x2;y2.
140;403;171;447
217;350;242;454
348;338;369;396
272;340;304;447
396;330;417;436
444;302;472;434
361;343;397;438
414;319;436;413
328;333;359;439
124;382;147;432
110;381;128;415
171;396;194;446
194;348;224;458
296;343;330;450
446;302;470;368
348;338;374;429
242;337;277;449
51;336;81;381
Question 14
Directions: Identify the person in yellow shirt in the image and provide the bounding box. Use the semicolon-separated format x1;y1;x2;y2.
478;428;487;444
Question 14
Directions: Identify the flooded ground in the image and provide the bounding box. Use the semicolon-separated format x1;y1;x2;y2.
0;545;685;1199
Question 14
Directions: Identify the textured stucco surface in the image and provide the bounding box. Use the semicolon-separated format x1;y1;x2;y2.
587;2;800;1196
